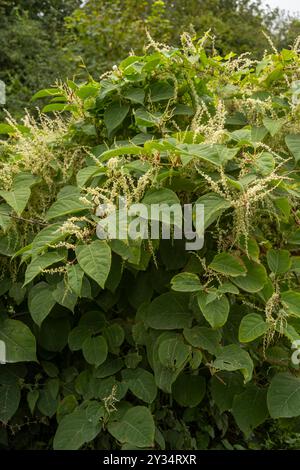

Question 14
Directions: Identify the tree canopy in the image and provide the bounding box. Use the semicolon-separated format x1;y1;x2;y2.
1;0;300;117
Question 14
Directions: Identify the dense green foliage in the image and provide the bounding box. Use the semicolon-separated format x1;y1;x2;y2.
0;35;300;449
0;0;80;116
1;0;300;117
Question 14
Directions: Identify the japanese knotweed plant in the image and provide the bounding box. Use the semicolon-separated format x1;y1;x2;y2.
0;34;300;450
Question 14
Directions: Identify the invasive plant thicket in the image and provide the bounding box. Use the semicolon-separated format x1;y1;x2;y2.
0;35;300;450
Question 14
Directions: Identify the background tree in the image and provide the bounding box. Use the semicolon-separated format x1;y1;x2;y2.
64;0;284;75
0;1;80;117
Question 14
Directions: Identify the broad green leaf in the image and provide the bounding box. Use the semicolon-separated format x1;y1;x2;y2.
52;281;77;312
232;386;268;436
209;252;246;277
238;314;268;343
56;395;78;423
0;204;12;232
108;406;155;448
79;276;92;299
37;379;59;417
189;349;203;369
123;87;145;105
143;139;177;154
183;326;221;355
41;361;59;378
94;358;124;379
173;104;193;116
124;352;142;369
27;390;39;415
76;85;98;99
238;236;259;261
263;117;285;136
31;223;66;256
104;102;130;136
0;319;36;362
82;336;108;366
142;188;179;205
68;326;91;352
195;193;231;229
9;282;26;305
42;103;75;113
97;78;120;99
67;264;85;297
75;240;111;288
0;278;12;296
172;374;206;407
171;272;202;292
226;175;244;191
0;232;20;256
53;402;104;450
24;250;66;286
291;256;300;273
218;281;239;295
28;282;56;326
267;373;300;418
288;228;300;245
230;128;256;145
149;81;175;102
0;123;28;135
76;166;104;187
197;291;230;329
32;88;62;100
0;124;15;134
12;243;33;263
12;172;40;189
211;372;244;413
232;258;267;293
105;255;123;293
0;383;21;423
0;187;31;216
274;197;290;220
214;345;253;383
257;277;274;303
231;125;254;141
153;365;181;394
46;186;89;220
158;336;191;369
285;134;300;162
278;322;300;343
122;368;157;404
150;332;184;393
281;291;300;317
183;143;238;166
146;293;192;330
135;108;162;127
267;249;291;274
255;152;275;176
103;324;125;353
99;145;144;162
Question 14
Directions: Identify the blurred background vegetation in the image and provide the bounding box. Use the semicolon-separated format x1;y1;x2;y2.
1;0;300;118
